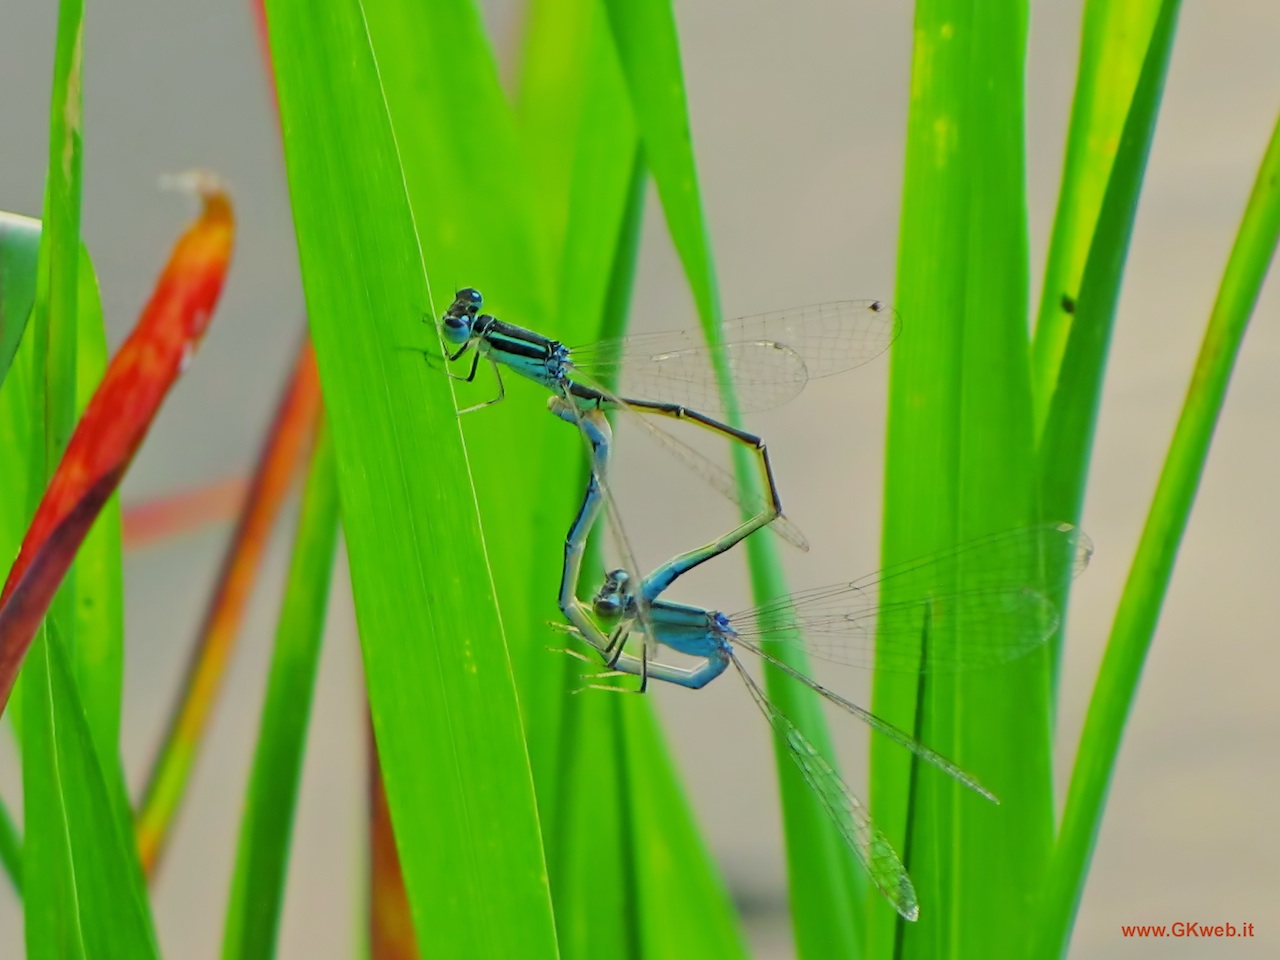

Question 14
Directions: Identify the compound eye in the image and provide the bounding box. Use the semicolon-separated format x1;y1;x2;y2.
458;287;483;308
441;313;471;344
593;595;622;618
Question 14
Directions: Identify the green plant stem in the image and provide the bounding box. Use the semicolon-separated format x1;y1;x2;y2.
1036;109;1280;960
1038;0;1182;530
1031;0;1162;426
222;414;339;960
1037;0;1183;695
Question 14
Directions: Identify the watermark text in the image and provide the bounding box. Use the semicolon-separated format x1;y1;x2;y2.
1121;921;1256;939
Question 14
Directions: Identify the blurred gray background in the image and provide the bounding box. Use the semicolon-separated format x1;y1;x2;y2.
1;1;1277;957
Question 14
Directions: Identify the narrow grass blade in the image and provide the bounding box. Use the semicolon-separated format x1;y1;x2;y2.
875;2;1048;956
22;0;86;771
601;1;855;954
518;0;636;295
20;6;157;953
0;180;234;715
1032;0;1163;423
137;338;321;874
1035;108;1280;960
1038;0;1182;531
222;414;339;960
600;0;718;323
264;0;559;952
32;0;83;483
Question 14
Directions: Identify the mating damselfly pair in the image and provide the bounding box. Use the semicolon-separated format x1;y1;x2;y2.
426;288;1092;921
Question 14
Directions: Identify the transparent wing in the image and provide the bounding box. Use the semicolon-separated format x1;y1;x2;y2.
728;654;919;921
570;366;809;551
569;300;900;416
733;640;996;800
729;523;1093;672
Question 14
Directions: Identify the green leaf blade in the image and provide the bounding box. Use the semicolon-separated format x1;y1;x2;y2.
1038;0;1184;534
265;0;559;954
222;415;340;960
875;3;1047;957
1032;0;1163;423
600;0;718;323
70;245;124;761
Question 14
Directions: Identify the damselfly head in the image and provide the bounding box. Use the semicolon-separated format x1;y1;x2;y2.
592;568;634;620
441;287;483;343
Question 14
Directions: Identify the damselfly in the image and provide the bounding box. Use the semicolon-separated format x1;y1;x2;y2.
564;522;1092;919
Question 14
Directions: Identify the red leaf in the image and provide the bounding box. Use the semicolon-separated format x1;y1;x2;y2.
121;475;249;549
0;176;235;714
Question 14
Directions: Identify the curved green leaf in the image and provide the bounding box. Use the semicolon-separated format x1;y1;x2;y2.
222;416;339;960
